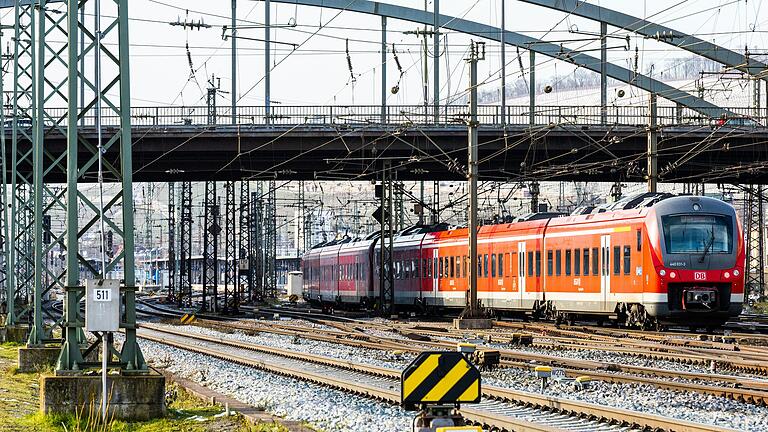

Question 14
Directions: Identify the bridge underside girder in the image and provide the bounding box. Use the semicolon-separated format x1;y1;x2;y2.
10;126;768;184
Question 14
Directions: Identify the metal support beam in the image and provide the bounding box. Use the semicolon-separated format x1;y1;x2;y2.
647;93;658;193
167;182;176;301
0;20;9;324
745;185;765;303
264;0;271;125
264;180;277;298
59;0;145;372
432;180;439;224
378;162;394;315
28;0;46;345
529;50;535;126
600;21;607;125
432;0;439;123
517;0;768;80
238;181;252;304
466;41;483;317
231;0;237;124
179;181;192;308
380;16;386;124
224;181;237;313
7;1;35;328
500;0;506;126
202;182;218;312
250;187;263;300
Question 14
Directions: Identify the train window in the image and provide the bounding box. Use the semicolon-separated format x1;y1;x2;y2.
491;254;496;278
483;254;489;277
535;251;541;276
438;258;443;279
555;250;562;276
565;250;572;276
511;252;517;277
446;257;451;278
450;256;455;278
636;229;642;252
527;251;534;277
583;249;589;275
547;250;553;276
455;257;461;279
623;245;631;275
433;258;438;279
574;249;581;276
498;254;504;277
613;246;621;275
425;258;431;278
414;259;419;278
592;247;599;275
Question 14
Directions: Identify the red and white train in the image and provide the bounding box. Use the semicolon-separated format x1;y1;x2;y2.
302;194;744;328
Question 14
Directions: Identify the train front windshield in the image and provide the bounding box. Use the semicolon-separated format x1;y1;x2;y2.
662;214;733;254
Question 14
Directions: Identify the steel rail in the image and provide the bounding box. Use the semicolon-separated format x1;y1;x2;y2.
137;324;737;432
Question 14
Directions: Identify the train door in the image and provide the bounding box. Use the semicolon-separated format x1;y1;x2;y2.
517;242;526;307
432;248;439;300
600;235;611;306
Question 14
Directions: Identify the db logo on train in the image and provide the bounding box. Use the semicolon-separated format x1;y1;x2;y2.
694;272;706;281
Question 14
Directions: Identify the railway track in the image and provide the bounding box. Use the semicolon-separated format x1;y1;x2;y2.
135;301;768;400
136;323;737;432
173;316;768;403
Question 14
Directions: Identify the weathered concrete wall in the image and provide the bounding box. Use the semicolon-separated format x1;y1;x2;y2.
18;347;60;373
0;326;29;344
41;373;166;421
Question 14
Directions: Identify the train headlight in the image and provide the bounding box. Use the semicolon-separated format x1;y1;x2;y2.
670;271;676;279
724;272;730;279
659;269;666;277
733;269;740;277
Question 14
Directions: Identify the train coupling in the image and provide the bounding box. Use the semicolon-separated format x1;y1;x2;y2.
683;288;719;310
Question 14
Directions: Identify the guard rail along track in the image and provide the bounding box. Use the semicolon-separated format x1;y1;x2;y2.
137;323;738;432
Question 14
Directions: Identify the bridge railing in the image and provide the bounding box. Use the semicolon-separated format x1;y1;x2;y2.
10;105;766;128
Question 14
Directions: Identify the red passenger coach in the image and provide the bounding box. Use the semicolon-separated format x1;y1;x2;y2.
302;194;744;328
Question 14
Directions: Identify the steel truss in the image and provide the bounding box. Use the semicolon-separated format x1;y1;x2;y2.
238;181;252;303
5;2;34;329
378;162;394;315
167;182;176;302
178;181;192;307
251;187;263;300
57;0;144;371
745;185;766;303
223;181;237;313
202;181;219;312
264;180;277;298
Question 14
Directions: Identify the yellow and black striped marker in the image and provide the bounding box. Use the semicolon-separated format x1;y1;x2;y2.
180;314;196;325
401;351;481;409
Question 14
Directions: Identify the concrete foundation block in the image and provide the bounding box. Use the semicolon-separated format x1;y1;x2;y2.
41;372;166;421
18;346;60;373
453;318;494;330
0;325;29;343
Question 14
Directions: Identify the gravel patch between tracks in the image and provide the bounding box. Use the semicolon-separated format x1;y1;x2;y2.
140;338;412;432
170;323;417;369
484;368;768;432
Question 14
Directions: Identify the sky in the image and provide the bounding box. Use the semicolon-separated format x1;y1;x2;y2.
3;0;767;111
